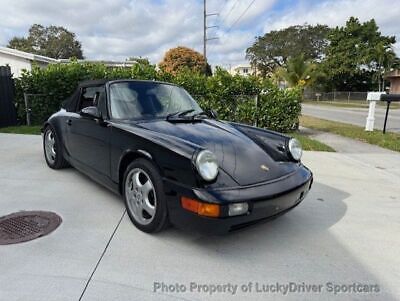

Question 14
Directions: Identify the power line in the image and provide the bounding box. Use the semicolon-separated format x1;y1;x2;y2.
216;0;230;16
208;0;257;54
226;0;257;33
220;0;239;25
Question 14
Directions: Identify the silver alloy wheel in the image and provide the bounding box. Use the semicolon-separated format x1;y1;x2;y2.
44;129;56;164
125;168;157;225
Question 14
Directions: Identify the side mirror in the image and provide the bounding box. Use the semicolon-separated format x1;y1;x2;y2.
80;106;101;119
208;109;218;119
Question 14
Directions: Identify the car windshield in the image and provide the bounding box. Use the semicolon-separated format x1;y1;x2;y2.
109;81;202;120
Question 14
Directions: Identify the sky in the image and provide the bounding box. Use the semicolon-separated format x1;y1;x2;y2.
0;0;399;69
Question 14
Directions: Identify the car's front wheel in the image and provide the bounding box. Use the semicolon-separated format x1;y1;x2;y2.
123;159;169;233
43;125;69;169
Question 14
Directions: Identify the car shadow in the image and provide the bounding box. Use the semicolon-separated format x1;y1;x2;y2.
55;167;397;300
154;182;396;300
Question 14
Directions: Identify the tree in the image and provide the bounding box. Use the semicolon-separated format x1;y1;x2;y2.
372;42;399;91
128;57;151;66
159;46;211;75
246;24;330;77
321;17;398;91
8;24;83;59
275;54;321;88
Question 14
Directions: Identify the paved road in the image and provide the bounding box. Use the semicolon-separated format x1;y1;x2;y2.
1;134;400;300
302;103;400;133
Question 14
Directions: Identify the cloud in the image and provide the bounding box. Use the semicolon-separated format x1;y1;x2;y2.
0;0;277;67
264;0;400;53
0;0;205;62
0;0;398;68
207;30;255;66
220;0;276;28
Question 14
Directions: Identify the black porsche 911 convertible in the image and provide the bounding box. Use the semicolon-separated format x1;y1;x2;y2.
43;79;313;234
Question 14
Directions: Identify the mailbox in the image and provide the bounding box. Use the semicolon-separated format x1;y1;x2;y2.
365;92;385;132
380;94;400;133
380;94;400;102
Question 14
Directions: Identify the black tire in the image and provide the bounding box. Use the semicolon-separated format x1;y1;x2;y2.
123;158;169;233
43;125;69;169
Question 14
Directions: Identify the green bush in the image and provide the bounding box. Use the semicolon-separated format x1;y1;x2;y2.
258;80;301;131
14;62;301;132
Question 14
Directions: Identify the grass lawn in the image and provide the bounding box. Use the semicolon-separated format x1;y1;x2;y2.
300;115;400;152
0;125;41;135
288;132;335;152
303;100;400;109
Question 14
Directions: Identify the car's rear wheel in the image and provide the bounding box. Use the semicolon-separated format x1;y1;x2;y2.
123;159;169;233
43;125;69;169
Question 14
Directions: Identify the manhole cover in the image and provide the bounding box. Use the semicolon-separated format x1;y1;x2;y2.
0;211;62;245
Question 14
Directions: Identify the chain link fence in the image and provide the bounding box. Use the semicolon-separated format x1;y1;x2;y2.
304;91;369;102
21;93;49;125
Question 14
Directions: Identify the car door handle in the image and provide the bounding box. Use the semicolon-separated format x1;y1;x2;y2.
66;119;72;126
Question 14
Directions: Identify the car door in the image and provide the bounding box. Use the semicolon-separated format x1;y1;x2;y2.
66;85;111;177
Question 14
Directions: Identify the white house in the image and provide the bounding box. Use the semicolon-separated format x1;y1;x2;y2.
0;46;57;77
0;46;138;78
230;64;256;76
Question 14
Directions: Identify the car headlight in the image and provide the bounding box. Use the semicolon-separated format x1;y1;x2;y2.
288;138;302;161
195;150;219;181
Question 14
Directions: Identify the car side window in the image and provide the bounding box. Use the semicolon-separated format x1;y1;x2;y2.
78;86;105;111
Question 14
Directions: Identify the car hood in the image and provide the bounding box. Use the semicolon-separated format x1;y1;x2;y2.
135;119;296;186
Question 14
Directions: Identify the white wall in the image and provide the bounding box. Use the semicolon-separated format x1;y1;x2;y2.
232;67;251;76
0;52;32;77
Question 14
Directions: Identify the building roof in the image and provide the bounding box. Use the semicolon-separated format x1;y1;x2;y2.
232;64;251;70
384;70;400;79
0;46;58;64
0;47;137;67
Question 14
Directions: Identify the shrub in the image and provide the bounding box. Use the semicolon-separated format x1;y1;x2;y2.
258;80;301;131
159;46;207;75
14;62;301;132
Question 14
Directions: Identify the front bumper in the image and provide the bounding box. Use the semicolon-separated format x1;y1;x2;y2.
164;166;313;234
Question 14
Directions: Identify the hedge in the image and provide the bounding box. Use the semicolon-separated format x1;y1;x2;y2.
14;61;301;132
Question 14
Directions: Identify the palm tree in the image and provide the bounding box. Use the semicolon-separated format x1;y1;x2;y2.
275;54;320;88
373;43;397;91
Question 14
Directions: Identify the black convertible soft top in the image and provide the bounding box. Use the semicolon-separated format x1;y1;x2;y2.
62;79;108;112
61;79;175;112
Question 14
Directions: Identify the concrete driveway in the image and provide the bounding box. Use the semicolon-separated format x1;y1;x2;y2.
302;103;400;133
0;133;399;301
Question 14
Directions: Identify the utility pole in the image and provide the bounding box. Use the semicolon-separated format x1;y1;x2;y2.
203;0;207;63
203;0;218;74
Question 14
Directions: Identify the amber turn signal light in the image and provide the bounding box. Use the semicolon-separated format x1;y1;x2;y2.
181;197;220;217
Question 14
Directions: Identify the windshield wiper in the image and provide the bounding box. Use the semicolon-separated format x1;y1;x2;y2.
191;111;209;119
166;109;195;120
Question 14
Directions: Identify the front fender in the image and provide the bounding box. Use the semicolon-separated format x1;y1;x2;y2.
110;123;201;188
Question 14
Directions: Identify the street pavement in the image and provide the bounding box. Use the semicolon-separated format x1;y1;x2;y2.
0;133;399;301
302;103;400;133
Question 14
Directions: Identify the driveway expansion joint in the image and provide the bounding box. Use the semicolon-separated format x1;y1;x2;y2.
78;209;126;301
